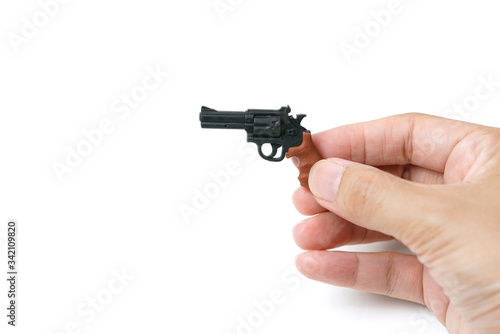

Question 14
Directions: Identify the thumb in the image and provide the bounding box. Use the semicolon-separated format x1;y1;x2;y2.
308;158;445;242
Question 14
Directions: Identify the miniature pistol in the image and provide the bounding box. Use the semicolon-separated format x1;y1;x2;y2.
199;106;321;189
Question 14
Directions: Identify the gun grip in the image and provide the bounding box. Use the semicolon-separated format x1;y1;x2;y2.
286;132;322;190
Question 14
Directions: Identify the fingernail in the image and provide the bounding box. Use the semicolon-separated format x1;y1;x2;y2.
291;156;299;167
309;160;346;203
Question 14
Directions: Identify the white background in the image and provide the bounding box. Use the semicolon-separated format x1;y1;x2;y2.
1;0;500;333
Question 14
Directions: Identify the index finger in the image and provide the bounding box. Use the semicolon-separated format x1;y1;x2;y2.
312;113;477;173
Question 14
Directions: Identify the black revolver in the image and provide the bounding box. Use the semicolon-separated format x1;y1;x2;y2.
199;106;321;189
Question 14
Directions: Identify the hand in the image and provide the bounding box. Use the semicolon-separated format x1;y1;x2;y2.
292;113;500;334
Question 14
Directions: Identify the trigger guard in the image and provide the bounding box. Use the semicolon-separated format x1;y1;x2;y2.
257;143;286;162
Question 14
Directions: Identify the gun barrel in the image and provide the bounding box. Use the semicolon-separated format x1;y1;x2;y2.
200;107;247;129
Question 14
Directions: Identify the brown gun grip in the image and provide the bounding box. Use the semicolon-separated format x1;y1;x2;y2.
286;132;322;190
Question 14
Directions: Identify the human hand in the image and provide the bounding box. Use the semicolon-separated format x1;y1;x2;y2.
292;114;500;334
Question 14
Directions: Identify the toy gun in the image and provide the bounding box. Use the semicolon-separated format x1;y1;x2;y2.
199;106;321;190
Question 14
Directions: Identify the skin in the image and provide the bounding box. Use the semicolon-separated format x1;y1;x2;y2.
292;113;500;334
